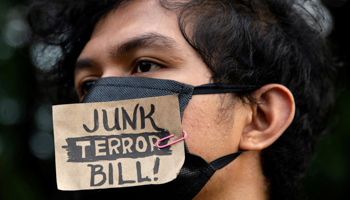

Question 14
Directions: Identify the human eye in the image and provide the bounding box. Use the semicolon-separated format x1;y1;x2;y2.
76;76;99;100
135;60;162;73
81;80;96;94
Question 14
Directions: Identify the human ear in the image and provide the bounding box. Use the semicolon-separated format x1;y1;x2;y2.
239;84;295;151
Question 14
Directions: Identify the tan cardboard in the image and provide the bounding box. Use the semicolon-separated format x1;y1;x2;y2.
52;95;184;190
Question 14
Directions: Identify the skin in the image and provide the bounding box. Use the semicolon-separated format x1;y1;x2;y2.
75;0;295;199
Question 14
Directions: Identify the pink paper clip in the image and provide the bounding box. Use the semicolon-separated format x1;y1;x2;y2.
156;130;187;149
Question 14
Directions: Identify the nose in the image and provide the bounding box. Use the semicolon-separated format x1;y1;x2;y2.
100;65;132;78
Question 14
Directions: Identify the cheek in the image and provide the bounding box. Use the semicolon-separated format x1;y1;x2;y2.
181;100;212;160
181;95;241;162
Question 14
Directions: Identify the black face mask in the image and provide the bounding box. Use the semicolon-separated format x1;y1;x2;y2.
74;77;259;200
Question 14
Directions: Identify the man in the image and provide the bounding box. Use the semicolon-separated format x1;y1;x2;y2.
27;0;336;199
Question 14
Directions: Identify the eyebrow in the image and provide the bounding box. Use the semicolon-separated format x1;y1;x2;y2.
76;32;182;69
75;58;97;70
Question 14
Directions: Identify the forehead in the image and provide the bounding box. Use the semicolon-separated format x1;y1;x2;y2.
77;0;195;63
91;0;181;44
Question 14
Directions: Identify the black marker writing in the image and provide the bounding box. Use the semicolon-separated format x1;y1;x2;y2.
136;161;151;183
153;157;160;181
103;108;121;131
88;161;158;187
87;164;106;186
62;132;172;162
122;104;139;130
83;104;164;133
83;109;99;133
118;162;136;185
140;104;164;131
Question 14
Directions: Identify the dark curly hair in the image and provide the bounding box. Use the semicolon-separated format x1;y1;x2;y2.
27;0;336;199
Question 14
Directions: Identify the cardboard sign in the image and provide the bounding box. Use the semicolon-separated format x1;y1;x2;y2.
52;95;184;191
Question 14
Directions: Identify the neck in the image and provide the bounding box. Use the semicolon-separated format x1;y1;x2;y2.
193;151;269;200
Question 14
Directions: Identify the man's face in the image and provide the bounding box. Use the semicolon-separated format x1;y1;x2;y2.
75;0;248;166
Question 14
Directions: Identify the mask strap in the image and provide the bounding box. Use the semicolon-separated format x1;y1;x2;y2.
209;151;244;170
193;84;260;95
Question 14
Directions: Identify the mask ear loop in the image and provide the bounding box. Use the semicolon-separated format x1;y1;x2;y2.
193;83;260;95
157;131;187;149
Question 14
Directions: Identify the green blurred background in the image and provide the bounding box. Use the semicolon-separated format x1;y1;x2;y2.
0;0;349;199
